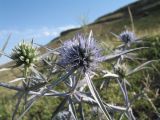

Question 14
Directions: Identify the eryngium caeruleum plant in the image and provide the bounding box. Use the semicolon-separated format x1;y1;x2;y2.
11;41;38;67
0;30;158;120
119;30;137;45
111;30;137;47
58;32;101;72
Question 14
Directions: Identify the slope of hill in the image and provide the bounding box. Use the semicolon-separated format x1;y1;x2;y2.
47;0;160;48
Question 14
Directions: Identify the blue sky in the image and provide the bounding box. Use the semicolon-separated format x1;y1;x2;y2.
0;0;137;64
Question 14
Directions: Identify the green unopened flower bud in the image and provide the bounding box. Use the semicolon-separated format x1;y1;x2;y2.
11;41;39;67
114;63;128;78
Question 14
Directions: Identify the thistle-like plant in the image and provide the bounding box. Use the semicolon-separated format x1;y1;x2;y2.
111;30;137;47
0;30;158;120
10;41;39;89
119;30;137;45
58;31;101;73
11;41;38;68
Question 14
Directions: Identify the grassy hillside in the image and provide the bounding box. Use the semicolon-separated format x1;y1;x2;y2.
0;0;160;119
47;0;160;47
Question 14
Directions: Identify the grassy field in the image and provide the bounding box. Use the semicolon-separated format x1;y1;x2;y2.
0;0;160;119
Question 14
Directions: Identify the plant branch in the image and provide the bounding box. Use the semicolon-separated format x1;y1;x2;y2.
0;82;24;91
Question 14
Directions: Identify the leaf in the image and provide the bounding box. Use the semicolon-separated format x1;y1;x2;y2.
0;68;11;72
17;99;36;120
17;93;40;120
68;96;78;120
103;73;119;78
0;82;24;91
78;102;85;120
100;80;105;90
0;50;11;58
77;91;128;112
0;34;11;57
51;96;69;119
30;66;47;81
117;78;136;119
9;77;25;83
76;91;96;103
12;92;24;120
48;68;76;90
37;44;61;59
85;73;112;120
17;88;47;120
99;47;148;62
126;60;159;76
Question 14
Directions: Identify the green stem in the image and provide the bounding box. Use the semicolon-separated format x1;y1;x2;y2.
23;66;29;88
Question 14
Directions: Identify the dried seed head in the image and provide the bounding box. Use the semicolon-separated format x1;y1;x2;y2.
58;31;101;73
11;41;38;67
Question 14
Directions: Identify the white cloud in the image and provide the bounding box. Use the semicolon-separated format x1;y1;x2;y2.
43;31;51;36
0;24;79;42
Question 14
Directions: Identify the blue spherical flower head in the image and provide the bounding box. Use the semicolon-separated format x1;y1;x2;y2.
119;30;137;47
58;31;101;73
